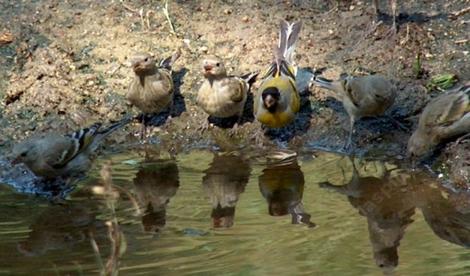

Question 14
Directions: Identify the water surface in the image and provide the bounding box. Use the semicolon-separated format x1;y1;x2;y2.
0;150;469;275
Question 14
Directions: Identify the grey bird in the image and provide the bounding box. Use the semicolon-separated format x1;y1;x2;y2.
310;74;397;149
11;117;131;179
408;83;470;159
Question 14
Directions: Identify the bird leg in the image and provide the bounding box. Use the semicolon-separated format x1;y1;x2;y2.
228;113;244;137
198;118;210;134
344;117;355;151
384;0;398;37
387;115;409;131
140;115;147;143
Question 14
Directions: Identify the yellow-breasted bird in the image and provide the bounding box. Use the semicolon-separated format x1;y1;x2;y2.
254;20;302;128
408;83;470;159
127;51;180;137
197;56;258;129
310;74;397;148
10;118;131;179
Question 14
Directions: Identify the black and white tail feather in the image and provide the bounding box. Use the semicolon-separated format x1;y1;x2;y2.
239;71;259;90
159;49;181;71
276;20;302;67
55;117;132;167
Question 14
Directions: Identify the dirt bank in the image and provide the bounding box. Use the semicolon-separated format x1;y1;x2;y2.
0;0;468;187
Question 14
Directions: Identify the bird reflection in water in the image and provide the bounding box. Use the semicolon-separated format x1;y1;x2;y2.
319;159;416;273
415;179;470;248
133;160;180;232
259;157;315;227
202;153;251;228
17;203;105;257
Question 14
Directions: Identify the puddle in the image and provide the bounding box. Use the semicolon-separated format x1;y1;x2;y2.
0;149;469;275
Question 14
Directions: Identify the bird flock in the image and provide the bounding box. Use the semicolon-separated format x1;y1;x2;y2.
8;18;470;183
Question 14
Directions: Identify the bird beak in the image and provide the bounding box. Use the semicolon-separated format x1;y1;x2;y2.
11;157;19;165
264;95;276;108
203;64;213;76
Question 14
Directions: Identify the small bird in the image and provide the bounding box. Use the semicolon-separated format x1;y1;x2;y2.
254;20;302;128
407;84;470;159
133;161;180;232
310;74;397;149
202;154;251;228
197;56;257;130
127;51;180;138
10;117;131;179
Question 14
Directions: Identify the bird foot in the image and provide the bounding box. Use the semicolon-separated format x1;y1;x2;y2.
198;120;211;134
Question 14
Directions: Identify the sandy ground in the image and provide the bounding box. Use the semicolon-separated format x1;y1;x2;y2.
0;0;468;187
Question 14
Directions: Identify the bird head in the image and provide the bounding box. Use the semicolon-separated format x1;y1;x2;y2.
211;206;235;228
262;87;281;113
201;56;227;78
407;131;433;165
131;53;156;74
11;141;38;166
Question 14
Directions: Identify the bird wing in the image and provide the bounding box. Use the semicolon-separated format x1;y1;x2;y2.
48;123;102;168
227;78;246;103
422;92;469;128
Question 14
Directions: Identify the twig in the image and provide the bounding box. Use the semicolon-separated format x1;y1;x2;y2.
450;6;470;18
455;39;468;44
121;2;139;14
162;0;177;35
399;24;410;45
139;8;145;31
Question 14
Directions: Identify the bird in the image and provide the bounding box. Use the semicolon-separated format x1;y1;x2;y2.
133;161;180;232
10;117;131;179
407;83;470;159
197;56;258;131
373;0;398;34
202;154;251;228
127;51;180;138
310;74;397;149
254;20;302;128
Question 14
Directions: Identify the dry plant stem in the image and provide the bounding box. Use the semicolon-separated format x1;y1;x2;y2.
100;163;125;276
451;6;470;18
162;0;176;35
89;231;106;274
121;2;139;14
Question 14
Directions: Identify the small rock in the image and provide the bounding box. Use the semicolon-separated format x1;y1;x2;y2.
199;46;208;53
224;8;232;15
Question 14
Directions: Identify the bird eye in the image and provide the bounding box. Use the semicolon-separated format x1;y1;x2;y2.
20;152;27;157
216;62;220;67
144;58;148;62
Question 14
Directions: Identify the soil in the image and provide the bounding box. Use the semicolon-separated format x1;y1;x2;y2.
0;0;468;188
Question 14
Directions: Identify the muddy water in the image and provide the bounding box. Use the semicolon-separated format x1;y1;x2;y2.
0;150;469;275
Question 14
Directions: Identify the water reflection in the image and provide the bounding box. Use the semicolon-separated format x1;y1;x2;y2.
133;160;180;232
259;158;315;227
320;158;470;272
202;154;251;228
17;203;105;257
416;181;470;248
320;160;416;272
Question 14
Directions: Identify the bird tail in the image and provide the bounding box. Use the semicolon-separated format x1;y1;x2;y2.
240;71;259;89
159;49;181;71
92;116;132;147
275;20;302;66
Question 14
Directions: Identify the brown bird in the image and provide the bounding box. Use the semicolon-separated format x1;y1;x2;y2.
10;118;131;179
127;51;180;138
310;74;397;149
197;56;257;131
408;84;470;159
